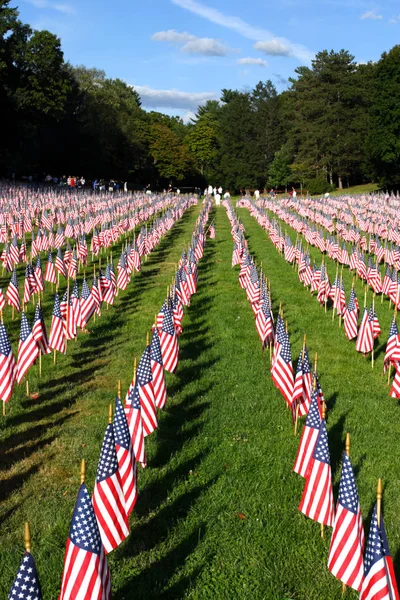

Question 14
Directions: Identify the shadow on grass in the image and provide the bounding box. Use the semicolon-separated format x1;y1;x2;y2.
115;525;208;600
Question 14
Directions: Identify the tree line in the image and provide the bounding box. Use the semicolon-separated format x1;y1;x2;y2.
1;0;400;192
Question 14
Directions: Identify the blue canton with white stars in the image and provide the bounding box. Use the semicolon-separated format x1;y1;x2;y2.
280;334;292;365
162;309;175;336
364;506;391;576
150;331;163;366
96;424;118;483
338;453;359;514
0;323;12;356
69;484;102;553
114;397;131;450
137;347;152;386
8;552;42;600
127;384;141;410
19;313;32;343
305;391;321;429
312;420;330;465
52;294;62;318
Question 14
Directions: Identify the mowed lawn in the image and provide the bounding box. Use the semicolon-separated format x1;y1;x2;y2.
1;202;400;599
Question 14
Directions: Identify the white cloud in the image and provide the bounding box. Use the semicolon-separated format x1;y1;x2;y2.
171;0;313;63
182;110;196;123
152;29;229;56
389;14;400;23
27;0;75;14
131;84;219;111
254;39;292;57
238;57;267;66
360;9;383;19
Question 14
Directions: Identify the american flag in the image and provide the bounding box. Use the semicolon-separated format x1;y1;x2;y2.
293;388;321;477
150;328;167;409
299;418;334;526
48;293;66;354
356;308;374;355
292;346;312;417
32;304;50;355
271;331;294;407
44;251;57;285
17;312;39;384
344;288;359;341
0;288;5;312
92;423;130;553
71;281;83;330
0;322;16;403
328;452;364;591
80;279;96;328
114;396;138;515
6;268;20;313
34;256;44;292
137;345;158;436
360;505;399;600
159;307;179;373
125;381;146;467
384;317;400;371
59;483;111;600
55;248;67;277
8;551;42;600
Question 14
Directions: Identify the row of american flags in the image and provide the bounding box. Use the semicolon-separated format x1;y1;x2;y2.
237;197;400;399
0;196;199;410
224;198;399;600
8;199;213;600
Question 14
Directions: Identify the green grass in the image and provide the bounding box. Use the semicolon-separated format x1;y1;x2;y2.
324;183;381;197
1;202;400;599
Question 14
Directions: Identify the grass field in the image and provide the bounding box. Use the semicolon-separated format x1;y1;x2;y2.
1;202;400;599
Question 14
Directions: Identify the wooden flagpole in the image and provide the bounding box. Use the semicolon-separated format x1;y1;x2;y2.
80;458;86;485
376;478;382;527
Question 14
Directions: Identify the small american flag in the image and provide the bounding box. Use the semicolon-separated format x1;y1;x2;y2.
114;396;138;515
360;505;399;600
328;452;364;591
159;307;179;373
150;328;167;409
8;551;42;600
92;423;129;553
0;322;16;403
59;483;111;600
17;312;39;384
293;388;321;477
48;293;66;354
6;268;20;313
125;382;146;467
137;346;158;436
32;304;50;355
299;418;334;526
271;332;294;407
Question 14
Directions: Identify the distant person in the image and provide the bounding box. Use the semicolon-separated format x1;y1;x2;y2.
207;184;213;195
292;187;297;199
215;193;221;205
124;181;128;192
218;185;223;195
176;188;180;194
224;189;231;199
270;188;275;198
254;189;260;200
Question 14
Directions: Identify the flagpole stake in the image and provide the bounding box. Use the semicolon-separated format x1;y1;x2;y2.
2;401;5;417
53;348;56;364
26;378;29;398
377;478;382;527
117;380;121;398
80;459;86;484
24;522;31;553
388;364;392;386
39;352;42;378
108;403;113;424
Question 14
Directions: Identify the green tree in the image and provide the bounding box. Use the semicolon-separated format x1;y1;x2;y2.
268;149;292;189
186;112;218;176
368;46;400;186
149;123;195;182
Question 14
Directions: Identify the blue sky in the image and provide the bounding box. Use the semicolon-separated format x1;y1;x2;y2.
18;0;400;121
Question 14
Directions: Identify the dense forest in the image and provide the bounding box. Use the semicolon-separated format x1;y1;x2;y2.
1;0;400;192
